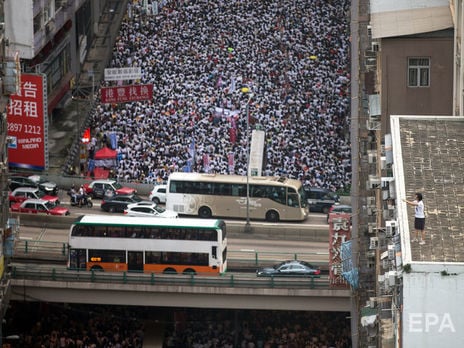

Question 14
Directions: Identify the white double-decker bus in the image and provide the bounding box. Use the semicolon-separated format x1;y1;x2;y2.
166;172;308;222
68;215;227;275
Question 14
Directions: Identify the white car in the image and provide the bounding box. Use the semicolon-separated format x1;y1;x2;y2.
123;202;178;218
148;184;167;204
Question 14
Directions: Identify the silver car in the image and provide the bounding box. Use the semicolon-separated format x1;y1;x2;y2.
123;202;178;218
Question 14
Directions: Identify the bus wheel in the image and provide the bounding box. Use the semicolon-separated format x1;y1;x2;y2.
163;268;177;275
266;210;280;222
198;206;212;219
183;268;196;275
90;265;104;272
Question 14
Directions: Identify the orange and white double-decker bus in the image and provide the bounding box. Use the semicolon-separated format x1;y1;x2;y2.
68;215;227;275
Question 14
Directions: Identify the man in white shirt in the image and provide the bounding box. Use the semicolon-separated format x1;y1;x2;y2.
403;193;426;245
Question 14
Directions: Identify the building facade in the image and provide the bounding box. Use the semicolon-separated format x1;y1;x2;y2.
348;0;464;346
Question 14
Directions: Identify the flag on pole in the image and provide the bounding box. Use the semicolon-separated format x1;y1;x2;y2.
228;153;235;173
189;138;195;160
185;138;195;172
229;76;236;93
203;154;210;172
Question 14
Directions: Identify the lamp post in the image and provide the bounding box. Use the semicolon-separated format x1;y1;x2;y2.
241;87;252;233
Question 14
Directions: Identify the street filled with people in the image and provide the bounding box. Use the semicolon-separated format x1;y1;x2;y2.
89;0;351;193
3;0;353;346
3;303;351;348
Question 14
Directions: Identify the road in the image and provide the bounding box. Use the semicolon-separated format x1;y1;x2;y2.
18;225;328;255
13;191;331;266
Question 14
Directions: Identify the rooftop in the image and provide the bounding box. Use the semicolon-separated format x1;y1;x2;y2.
392;116;464;263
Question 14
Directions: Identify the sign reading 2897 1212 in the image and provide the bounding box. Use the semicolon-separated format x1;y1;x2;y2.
7;73;48;170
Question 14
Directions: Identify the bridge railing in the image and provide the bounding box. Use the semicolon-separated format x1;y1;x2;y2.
14;238;68;259
10;264;328;289
12;239;329;270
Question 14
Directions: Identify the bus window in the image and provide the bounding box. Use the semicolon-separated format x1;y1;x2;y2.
212;246;217;259
231;184;246;196
198;182;212;194
89;249;126;263
146;251;162;264
288;192;300;207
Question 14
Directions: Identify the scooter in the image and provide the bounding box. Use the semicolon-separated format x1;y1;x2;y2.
67;190;93;208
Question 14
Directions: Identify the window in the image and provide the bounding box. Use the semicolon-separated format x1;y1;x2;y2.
408;58;430;87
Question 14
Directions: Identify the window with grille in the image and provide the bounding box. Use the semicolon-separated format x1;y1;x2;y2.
408;58;430;87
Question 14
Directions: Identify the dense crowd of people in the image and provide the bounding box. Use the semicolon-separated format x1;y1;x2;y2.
3;303;351;348
163;309;351;348
89;0;351;193
3;303;145;348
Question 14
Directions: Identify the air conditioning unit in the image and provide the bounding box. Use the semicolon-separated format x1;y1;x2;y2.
367;196;376;207
365;56;377;69
366;119;381;130
367;150;377;164
385;220;397;237
380;156;387;170
367;222;377;234
388;270;397;286
382;258;390;270
371;41;380;52
378;274;385;287
369;237;379;249
382;190;390;200
45;21;54;35
383;208;394;220
388;244;395;260
367;175;381;190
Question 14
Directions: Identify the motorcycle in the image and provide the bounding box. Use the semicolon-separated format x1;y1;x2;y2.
67;190;93;208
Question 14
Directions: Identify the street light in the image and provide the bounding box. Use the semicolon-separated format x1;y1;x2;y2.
241;87;253;233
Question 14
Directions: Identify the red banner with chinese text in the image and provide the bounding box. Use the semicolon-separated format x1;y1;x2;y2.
7;74;47;170
328;212;351;288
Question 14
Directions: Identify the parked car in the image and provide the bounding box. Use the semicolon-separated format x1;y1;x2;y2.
9;176;38;191
256;260;321;277
327;204;352;223
27;175;59;195
83;179;136;199
10;199;70;216
124;202;178;218
9;175;58;196
148;184;167;204
304;187;340;213
9;187;60;206
100;194;149;213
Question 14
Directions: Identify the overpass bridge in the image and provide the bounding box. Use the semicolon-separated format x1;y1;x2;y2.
5;213;351;312
8;264;351;312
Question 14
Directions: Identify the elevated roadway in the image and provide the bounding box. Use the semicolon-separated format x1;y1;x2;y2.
7;212;351;312
8;265;351;312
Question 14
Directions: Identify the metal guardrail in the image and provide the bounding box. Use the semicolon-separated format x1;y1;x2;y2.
14;239;67;259
12;239;329;270
10;264;327;290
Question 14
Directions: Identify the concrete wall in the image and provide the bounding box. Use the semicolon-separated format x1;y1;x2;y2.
380;33;453;134
402;271;464;347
